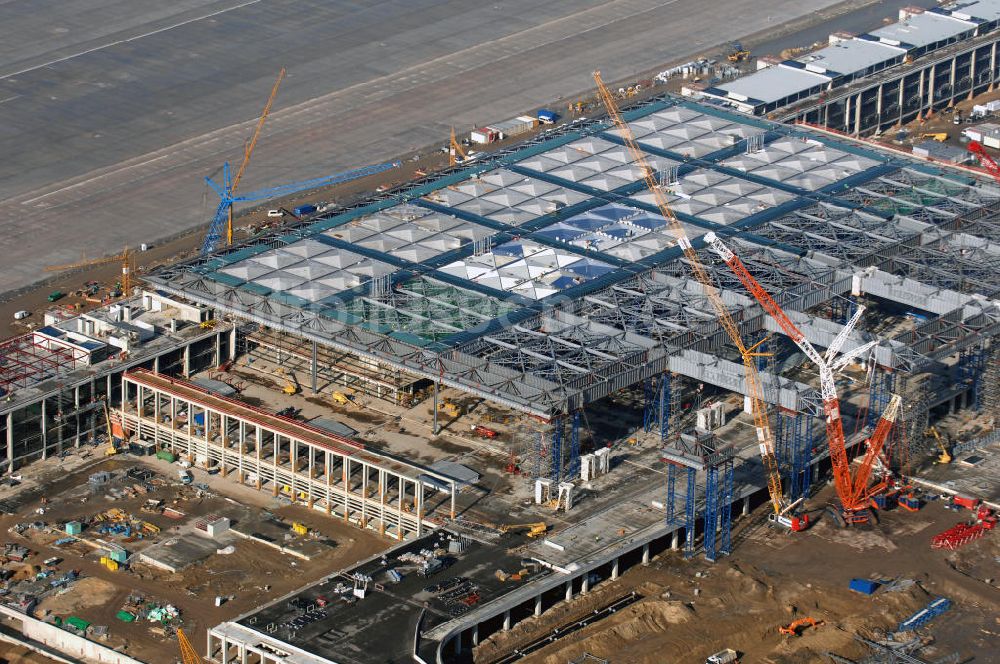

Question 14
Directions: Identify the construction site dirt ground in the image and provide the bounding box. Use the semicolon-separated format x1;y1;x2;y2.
0;452;392;664
474;482;1000;664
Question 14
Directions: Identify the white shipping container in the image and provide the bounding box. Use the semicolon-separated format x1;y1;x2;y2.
986;100;1000;111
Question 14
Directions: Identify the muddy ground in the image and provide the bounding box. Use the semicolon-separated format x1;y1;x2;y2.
0;454;391;664
475;483;999;664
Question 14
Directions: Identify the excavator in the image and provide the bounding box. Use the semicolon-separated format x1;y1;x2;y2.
780;617;823;637
499;523;548;538
927;426;952;464
332;390;358;408
275;368;299;396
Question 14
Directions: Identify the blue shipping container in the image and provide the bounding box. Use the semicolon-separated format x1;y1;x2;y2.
193;413;205;426
849;578;879;595
294;204;317;216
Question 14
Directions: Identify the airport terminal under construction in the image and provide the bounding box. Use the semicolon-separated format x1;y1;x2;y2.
1;4;1000;664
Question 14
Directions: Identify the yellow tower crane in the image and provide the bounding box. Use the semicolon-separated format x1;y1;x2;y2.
177;628;202;664
449;127;468;167
592;71;796;528
45;245;135;295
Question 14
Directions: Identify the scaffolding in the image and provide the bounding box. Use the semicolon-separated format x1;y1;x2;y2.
0;333;90;394
238;326;423;404
957;342;987;411
663;431;735;561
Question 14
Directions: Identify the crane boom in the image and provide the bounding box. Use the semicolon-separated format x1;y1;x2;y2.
850;394;901;504
704;231;883;518
592;71;786;516
177;628;202;664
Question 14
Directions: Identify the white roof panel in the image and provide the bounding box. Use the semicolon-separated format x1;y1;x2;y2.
869;11;973;48
717;65;831;105
798;39;904;76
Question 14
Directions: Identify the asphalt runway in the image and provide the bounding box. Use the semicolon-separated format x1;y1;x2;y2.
0;0;849;293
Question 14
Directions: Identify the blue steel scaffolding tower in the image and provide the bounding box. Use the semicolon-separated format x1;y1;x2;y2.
867;367;897;428
663;431;735;561
568;410;582;479
664;463;697;556
789;412;813;501
643;373;671;442
957;344;987;411
704;454;735;562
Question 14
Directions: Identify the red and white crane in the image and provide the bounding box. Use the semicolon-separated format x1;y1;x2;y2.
703;231;899;525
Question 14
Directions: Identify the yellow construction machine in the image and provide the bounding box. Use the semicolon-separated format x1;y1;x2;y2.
499;522;548;538
920;133;948;142
927;426;952;464
728;42;751;63
332;391;357;407
438;398;462;418
177;628;202;664
275;368;299;395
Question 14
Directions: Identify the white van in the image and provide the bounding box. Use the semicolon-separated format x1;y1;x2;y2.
13;310;29;320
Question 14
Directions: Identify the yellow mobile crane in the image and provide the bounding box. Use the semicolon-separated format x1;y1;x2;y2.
927;426;952;464
592;72;802;530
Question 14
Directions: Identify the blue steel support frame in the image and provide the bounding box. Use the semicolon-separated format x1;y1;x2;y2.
666;463;677;525
533;429;544;480
704;465;720;562
958;344;987;412
684;467;697;557
643;374;670;442
774;410;792;475
867;368;897;429
720;459;735;556
789;412;813;501
568;410;581;479
550;418;563;482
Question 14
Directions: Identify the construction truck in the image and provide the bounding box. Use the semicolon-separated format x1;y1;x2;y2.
499;522;547;538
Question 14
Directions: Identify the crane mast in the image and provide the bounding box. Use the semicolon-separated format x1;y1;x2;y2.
703;232;896;523
592;71;787;517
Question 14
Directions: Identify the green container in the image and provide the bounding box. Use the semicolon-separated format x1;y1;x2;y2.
65;521;82;535
156;449;176;463
109;549;127;563
115;610;136;623
66;616;90;631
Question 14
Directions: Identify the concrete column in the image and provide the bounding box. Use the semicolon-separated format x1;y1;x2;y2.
502;610;511;631
432;382;439;435
453;632;461;655
875;83;883;129
153;355;160;373
183;345;191;377
642;543;650;565
742;496;750;517
853;93;862;135
229;325;237;362
7;411;14;470
671;530;680;550
40;398;47;460
221;637;229;664
565;579;572;602
534;595;542;616
472;624;480;646
611;557;620;580
310;341;318;394
215;332;222;368
927;65;936;115
950;56;957;105
969;50;977;99
241;644;248;664
581;574;590;594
